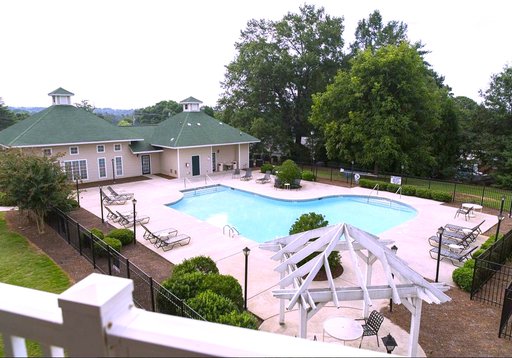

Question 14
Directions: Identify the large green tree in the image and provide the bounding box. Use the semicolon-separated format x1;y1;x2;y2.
0;150;73;233
0;98;27;130
219;4;345;159
134;100;182;125
310;43;445;175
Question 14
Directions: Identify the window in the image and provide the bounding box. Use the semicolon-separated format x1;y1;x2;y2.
97;145;105;153
42;148;52;157
115;156;123;176
63;160;88;180
114;144;122;152
98;158;107;178
69;146;79;155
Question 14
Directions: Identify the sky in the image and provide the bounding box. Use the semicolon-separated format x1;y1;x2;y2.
1;0;511;109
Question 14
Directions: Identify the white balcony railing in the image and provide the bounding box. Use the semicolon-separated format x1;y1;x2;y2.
0;273;388;357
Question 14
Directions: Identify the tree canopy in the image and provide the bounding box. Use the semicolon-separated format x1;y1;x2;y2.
134;100;182;125
0;98;28;130
310;43;447;175
219;4;345;159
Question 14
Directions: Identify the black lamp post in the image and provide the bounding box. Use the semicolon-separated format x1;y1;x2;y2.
381;333;398;354
243;247;251;310
111;158;116;183
350;160;354;187
435;227;444;283
497;196;505;260
389;245;398;312
99;187;104;223
132;198;137;245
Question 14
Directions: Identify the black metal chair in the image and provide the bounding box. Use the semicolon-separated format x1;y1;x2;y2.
359;310;384;348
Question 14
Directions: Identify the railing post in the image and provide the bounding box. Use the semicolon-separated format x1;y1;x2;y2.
65;217;70;244
150;277;156;312
107;246;112;276
77;222;82;255
91;231;96;269
481;185;486;207
452;182;457;202
58;273;134;357
126;259;131;279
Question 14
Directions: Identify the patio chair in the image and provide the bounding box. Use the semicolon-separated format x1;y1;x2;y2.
104;206;135;223
454;206;473;221
116;210;150;228
156;233;191;251
232;168;241;179
107;186;134;200
240;168;252;181
292;178;302;190
429;245;477;265
102;193;127;206
359;310;384;348
444;220;485;236
140;223;177;245
256;171;271;184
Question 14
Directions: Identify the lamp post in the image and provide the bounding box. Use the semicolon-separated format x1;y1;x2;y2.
99;187;104;224
350;160;354;187
75;176;80;207
132;198;137;245
435;227;444;283
111;158;116;183
497;196;505;260
389;245;398;312
381;333;398;354
243;247;251;310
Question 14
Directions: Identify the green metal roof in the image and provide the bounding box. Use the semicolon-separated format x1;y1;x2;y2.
48;87;74;96
0;105;142;147
125;127;163;153
151;111;259;148
179;96;202;104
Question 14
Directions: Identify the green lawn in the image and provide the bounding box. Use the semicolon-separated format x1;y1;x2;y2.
0;212;72;357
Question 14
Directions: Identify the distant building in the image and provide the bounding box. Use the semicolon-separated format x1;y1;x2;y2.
0;88;259;182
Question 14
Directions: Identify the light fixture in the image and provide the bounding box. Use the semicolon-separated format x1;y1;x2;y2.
243;247;251;310
381;333;397;354
391;245;398;254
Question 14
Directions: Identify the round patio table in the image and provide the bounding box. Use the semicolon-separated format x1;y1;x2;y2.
323;317;363;345
461;203;483;217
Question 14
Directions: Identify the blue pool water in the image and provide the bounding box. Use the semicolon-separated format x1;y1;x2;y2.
167;185;417;243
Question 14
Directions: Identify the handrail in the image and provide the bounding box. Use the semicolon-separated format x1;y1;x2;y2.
183;177;193;189
367;183;380;203
395;186;402;199
204;174;214;185
223;224;239;238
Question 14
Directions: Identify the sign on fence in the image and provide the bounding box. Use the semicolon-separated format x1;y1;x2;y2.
390;176;402;185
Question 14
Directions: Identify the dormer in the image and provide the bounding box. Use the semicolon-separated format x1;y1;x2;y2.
48;87;74;105
179;96;202;112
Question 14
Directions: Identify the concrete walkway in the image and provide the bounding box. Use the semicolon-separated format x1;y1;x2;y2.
77;173;497;356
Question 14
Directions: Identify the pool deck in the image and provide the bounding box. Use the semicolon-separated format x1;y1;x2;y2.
78;173;497;356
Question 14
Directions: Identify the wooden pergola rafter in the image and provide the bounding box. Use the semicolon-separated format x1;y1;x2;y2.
259;223;451;356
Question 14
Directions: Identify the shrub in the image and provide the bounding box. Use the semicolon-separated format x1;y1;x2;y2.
386;183;400;193
158;272;206;315
431;191;452;202
203;274;244;311
452;266;474;292
94;237;122;257
401;185;416;196
90;228;104;240
301;170;316;181
0;191;16;206
472;248;485;258
275;159;301;185
415;188;432;199
107;228;134;245
218;311;259;330
171;256;219;278
358;178;374;189
186;290;238;323
260;163;274;174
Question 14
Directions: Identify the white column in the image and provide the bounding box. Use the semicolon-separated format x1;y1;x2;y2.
408;297;423;357
298;303;308;338
58;273;134;357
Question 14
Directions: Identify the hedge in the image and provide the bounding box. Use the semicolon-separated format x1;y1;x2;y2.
93;237;122;257
359;179;452;202
171;256;219;278
107;228;134;245
186;290;238;323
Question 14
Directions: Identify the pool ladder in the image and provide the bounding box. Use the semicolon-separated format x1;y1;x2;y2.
223;225;239;238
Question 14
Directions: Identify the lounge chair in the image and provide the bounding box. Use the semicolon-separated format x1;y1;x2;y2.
444;220;485;236
107;186;134;200
256;171;271;184
274;178;282;189
102;193;127;205
240;168;252;181
454;206;474;221
141;223;177;245
232;168;241;179
116;211;150;228
156;233;191;251
428;232;473;249
429;246;477;265
104;206;135;223
292;178;302;189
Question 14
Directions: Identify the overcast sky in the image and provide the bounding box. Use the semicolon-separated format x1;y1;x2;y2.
1;0;511;109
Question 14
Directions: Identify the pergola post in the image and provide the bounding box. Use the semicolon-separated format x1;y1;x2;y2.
299;303;307;338
408;297;422;357
279;263;285;325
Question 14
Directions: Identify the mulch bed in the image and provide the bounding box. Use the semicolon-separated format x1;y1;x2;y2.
4;192;512;356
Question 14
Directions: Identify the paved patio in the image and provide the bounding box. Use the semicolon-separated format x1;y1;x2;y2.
78;173;497;356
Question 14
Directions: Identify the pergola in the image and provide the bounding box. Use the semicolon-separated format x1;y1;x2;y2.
259;223;451;356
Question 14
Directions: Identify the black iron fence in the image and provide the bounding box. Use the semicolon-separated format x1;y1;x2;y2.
45;208;205;321
297;162;512;211
500;282;512;339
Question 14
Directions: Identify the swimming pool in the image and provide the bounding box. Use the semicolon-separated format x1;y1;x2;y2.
167;185;417;243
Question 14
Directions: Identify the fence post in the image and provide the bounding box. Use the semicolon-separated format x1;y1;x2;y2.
149;277;156;312
470;256;479;300
77;222;82;255
65;217;71;244
452;182;457;202
481;185;486;206
107;246;112;276
126;259;130;279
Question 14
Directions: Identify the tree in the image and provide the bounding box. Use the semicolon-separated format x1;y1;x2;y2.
0;98;21;130
0;150;73;233
134;100;182;125
310;43;444;175
219;4;345;158
75;99;96;113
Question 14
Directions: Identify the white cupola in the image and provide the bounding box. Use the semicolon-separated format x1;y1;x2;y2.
179;96;203;112
48;87;74;105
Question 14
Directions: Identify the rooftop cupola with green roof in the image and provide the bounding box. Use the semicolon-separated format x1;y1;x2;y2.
48;87;74;105
179;96;202;112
